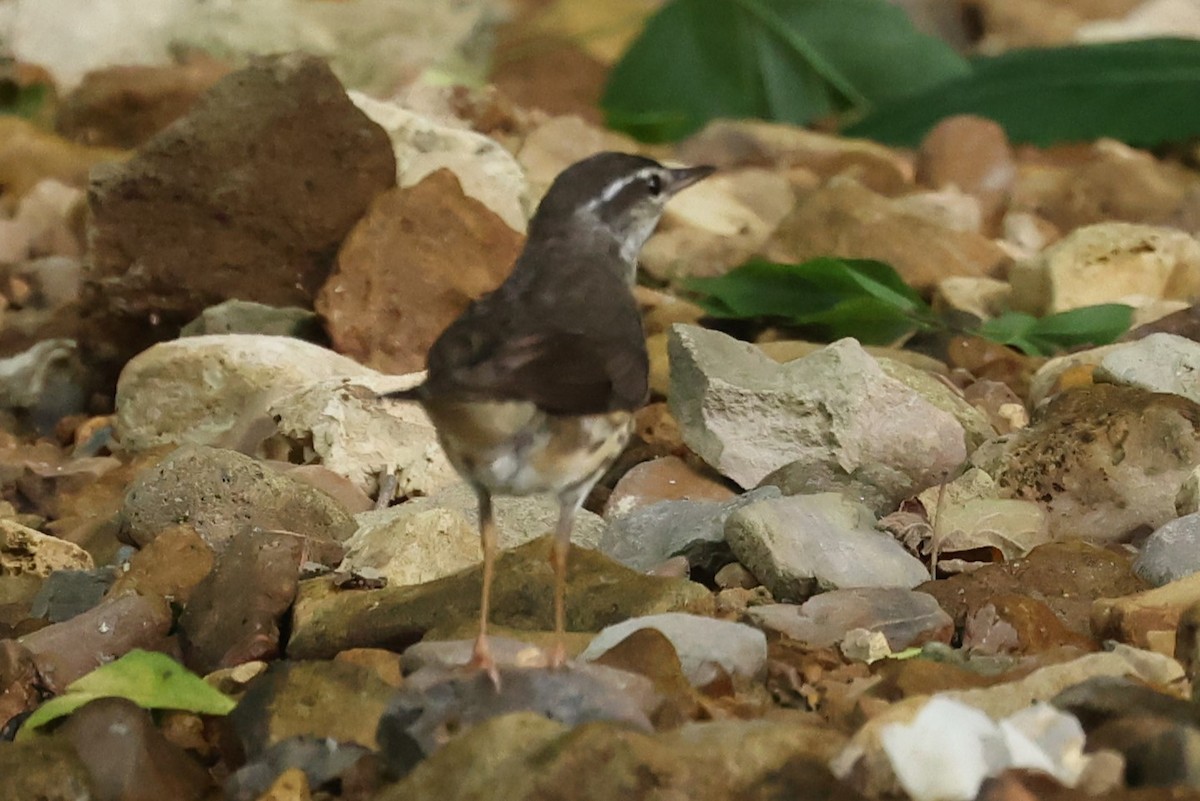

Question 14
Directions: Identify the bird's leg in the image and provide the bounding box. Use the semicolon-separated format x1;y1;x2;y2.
549;485;589;668
469;487;501;688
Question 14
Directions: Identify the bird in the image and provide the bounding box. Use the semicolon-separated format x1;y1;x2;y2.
383;151;714;684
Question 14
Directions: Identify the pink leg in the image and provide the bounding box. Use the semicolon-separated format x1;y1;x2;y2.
468;488;501;688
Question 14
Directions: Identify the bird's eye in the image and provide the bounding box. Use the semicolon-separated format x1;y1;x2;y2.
646;173;663;196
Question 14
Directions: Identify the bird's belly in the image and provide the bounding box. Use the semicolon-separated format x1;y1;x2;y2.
424;399;634;496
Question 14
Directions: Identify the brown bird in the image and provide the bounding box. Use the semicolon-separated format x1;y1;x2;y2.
385;152;714;682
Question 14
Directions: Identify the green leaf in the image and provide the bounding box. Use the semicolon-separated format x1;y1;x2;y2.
847;38;1200;147
0;81;47;119
685;257;936;344
18;650;236;739
602;0;969;142
979;305;1133;356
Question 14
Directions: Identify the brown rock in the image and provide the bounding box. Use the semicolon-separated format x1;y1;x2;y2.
0;639;38;731
980;385;1200;543
0;118;125;209
316;170;523;374
916;115;1015;225
764;178;1010;292
0;738;95;801
970;0;1142;49
57;56;232;149
179;529;304;674
516;115;641;201
491;34;607;123
920;540;1146;637
962;594;1097;654
106;524;214;604
19;592;174;692
59;697;212;801
84;53;395;364
334;647;405;688
603;455;734;519
1094;572;1200;655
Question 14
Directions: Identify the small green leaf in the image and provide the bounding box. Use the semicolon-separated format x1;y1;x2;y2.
847;38;1200;148
602;0;969;141
18;650;235;739
979;305;1133;356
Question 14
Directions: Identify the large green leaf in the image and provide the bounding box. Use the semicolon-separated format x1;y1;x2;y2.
978;305;1133;356
18;649;236;739
685;258;938;344
847;38;1200;147
602;0;969;142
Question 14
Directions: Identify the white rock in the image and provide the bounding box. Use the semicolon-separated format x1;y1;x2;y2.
669;324;968;493
1077;0;1200;42
349;92;531;233
579;612;767;688
0;518;94;577
1093;332;1200;405
1010;222;1200;315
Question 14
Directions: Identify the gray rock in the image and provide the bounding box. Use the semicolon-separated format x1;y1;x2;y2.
0;339;87;433
1135;512;1200;586
668;325;968;502
29;568;114;623
225;737;373;801
579;612;767;688
340;481;607;587
1095;333;1200;405
180;300;324;340
119;445;356;551
748;588;952;649
725;493;929;602
597;486;780;573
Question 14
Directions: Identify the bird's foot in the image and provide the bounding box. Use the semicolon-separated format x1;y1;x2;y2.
548;639;568;669
468;634;502;690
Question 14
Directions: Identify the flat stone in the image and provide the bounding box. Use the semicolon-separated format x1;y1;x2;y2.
669;325;968;500
579;612;767;688
597;487;779;573
0;518;93;577
85;53;395;334
602;455;735;520
180;300;323;340
106;524;215;604
119;445;356;551
1135;512;1200;586
289;537;713;659
725;493;930;602
1094;333;1200;405
1094;571;1200;654
179;529;304;673
339;482;606;587
961;594;1097;655
29;568;113;623
315;169;524;375
748;588;952;650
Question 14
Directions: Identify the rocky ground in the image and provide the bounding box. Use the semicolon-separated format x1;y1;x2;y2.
5;1;1200;800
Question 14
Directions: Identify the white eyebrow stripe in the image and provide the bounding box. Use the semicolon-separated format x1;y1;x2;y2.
582;167;660;211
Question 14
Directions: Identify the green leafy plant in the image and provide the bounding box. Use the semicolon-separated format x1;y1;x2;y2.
602;0;967;142
18;649;236;739
685;257;1133;356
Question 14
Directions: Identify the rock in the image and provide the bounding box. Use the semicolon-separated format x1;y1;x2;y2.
916;115;1016;223
677;118;911;194
379;711;851;801
18;592;173;692
597;486;779;574
879;697;1088;800
979;385;1200;543
0;178;87;262
922;540;1145;637
0;738;95;801
289;537;713;658
515;115;641;201
1135;513;1200;586
764;178;1009;292
178;528;304;673
349;92;530;233
1087;713;1200;789
29;568;113;623
714;562;759;590
0;639;39;732
725;493;930;602
59;697;213;801
1094;571;1200;654
579;612;766;688
903;494;1051;571
638;168;795;282
889;185;984;233
0;339;88;432
0;518;93;577
748;588;952;650
115;334;375;450
229;659;396;758
119;445;356;551
0;117;124;205
1052;675;1200;731
56;57;232;149
339;481;606;586
602;455;734;519
316;170;523;376
377;664;657;777
106;524;215;603
1010;222;1200;316
179;300;324;340
401;635;568;674
961;595;1097;655
224;738;372;801
1094;333;1200;404
669;325;968;501
85;53;395;349
1077;0;1200;41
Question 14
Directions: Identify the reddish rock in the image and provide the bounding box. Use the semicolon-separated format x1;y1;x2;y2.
105;524;214;604
962;594;1097;654
603;455;734;519
916;115;1015;227
0;640;38;732
83;53;395;372
316;169;524;374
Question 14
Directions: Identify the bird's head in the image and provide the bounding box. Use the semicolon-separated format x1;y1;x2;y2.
529;152;715;278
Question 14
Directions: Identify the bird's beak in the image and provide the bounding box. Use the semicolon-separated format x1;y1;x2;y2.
666;164;716;194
